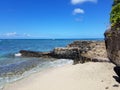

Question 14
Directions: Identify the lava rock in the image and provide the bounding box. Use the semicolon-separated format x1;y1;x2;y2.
104;28;120;66
19;41;108;64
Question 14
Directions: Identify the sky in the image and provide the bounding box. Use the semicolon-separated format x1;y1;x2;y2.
0;0;113;39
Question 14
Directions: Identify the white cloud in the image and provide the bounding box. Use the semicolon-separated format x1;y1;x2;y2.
0;32;31;38
71;0;97;5
4;32;17;37
73;8;84;15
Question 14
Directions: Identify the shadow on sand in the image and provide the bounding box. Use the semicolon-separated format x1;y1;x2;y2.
113;66;120;83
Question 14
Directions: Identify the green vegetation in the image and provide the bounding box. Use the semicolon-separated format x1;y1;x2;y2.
107;33;112;37
110;0;120;27
112;0;120;6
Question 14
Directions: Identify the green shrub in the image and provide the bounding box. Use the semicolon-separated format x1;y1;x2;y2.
110;1;120;27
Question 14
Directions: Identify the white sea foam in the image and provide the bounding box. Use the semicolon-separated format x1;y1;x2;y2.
0;58;73;89
0;78;4;90
15;53;22;57
49;59;73;67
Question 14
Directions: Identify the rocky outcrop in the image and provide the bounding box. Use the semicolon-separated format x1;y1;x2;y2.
104;0;120;67
67;41;108;64
19;41;109;64
104;0;120;78
20;50;52;58
105;28;120;67
67;41;107;58
51;47;80;59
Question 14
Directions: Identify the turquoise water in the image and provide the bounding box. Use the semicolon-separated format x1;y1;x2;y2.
0;39;103;89
0;39;74;65
0;39;76;89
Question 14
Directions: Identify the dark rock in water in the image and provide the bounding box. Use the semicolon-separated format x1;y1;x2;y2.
19;41;108;64
20;50;42;57
20;50;52;58
104;28;120;67
114;66;120;78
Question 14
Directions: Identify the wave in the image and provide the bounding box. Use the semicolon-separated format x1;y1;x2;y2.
0;58;73;90
49;59;73;67
0;58;73;89
14;53;22;57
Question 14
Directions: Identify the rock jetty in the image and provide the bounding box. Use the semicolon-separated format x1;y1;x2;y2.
19;41;109;64
20;50;52;58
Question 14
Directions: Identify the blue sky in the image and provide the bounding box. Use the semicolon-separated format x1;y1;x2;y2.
0;0;113;39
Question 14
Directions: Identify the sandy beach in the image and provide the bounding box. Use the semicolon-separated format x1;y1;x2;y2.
3;62;120;90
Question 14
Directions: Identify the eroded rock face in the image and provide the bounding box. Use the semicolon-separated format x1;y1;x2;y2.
67;41;107;58
67;41;108;63
51;47;80;60
104;28;120;67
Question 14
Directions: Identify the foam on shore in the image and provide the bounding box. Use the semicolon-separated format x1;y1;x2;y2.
14;53;22;57
0;58;73;90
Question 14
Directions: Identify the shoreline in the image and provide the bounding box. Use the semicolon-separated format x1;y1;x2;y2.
0;59;73;90
3;62;120;90
0;40;107;90
2;64;73;90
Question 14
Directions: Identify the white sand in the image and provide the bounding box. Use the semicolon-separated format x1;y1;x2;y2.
3;62;120;90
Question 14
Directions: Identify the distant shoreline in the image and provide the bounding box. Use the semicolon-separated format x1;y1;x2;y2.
0;38;104;40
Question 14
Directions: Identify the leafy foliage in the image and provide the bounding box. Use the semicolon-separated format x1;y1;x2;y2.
112;0;120;6
110;0;120;27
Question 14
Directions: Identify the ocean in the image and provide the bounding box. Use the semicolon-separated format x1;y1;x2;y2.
0;39;103;89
